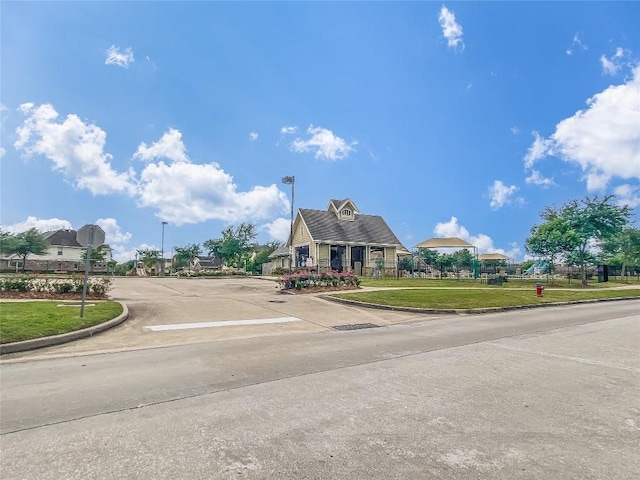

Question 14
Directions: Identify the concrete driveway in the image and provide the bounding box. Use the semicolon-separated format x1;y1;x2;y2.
7;277;439;358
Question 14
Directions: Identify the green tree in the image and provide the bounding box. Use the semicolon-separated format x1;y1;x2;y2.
81;245;107;262
397;255;413;273
600;227;640;278
138;248;160;271
203;223;258;268
451;248;474;270
526;215;579;283
174;243;202;273
537;195;631;285
114;260;135;276
0;228;49;272
246;241;280;274
416;248;439;266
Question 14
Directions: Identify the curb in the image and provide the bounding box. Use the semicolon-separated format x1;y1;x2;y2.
320;294;640;315
0;302;129;355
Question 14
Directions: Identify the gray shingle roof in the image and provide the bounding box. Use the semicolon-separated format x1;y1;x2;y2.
43;230;82;247
269;246;290;258
299;209;401;246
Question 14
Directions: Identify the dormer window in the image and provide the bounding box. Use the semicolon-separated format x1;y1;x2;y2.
341;209;352;216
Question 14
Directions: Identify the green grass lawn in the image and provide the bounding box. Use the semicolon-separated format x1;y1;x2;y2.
359;277;638;289
0;301;123;344
330;288;640;310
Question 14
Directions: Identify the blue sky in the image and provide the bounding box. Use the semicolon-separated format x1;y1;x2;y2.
1;1;639;262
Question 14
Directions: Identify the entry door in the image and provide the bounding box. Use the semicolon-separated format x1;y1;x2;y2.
351;246;365;275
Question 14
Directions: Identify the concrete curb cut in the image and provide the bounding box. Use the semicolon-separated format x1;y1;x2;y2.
0;302;129;355
320;295;640;315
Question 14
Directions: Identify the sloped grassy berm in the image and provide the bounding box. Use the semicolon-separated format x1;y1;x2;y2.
1;301;123;344
329;284;640;310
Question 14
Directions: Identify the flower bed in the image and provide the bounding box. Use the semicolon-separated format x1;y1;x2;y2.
279;270;361;293
0;275;112;299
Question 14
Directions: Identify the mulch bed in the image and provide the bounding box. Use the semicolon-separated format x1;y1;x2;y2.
0;292;109;300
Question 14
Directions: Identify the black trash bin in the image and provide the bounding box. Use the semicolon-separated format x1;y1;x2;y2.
597;264;609;283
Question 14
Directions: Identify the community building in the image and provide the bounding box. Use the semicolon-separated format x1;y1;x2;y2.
271;198;405;277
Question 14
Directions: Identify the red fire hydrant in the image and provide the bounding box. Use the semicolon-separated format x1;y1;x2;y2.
536;282;544;297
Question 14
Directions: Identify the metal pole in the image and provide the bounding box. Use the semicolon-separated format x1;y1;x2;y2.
290;178;294;276
161;221;167;276
80;226;95;318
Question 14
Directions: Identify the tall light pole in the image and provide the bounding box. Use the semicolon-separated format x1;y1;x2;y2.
161;221;168;277
282;176;295;276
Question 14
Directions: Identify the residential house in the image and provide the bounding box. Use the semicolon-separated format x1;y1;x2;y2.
191;256;223;273
286;198;405;277
2;229;112;273
267;245;291;273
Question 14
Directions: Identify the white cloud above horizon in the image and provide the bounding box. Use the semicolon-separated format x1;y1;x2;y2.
249;132;258;142
15;103;136;195
613;184;640;209
105;45;135;68
2;216;73;234
134;128;189;163
438;5;464;52
136;161;289;225
13;104;291;227
488;180;522;210
566;33;587;55
433;216;522;259
523;64;640;191
600;47;626;75
525;169;556;188
280;126;297;135
290;125;357;161
261;217;291;242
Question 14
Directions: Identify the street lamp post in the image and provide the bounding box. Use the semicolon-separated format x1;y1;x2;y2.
161;221;168;277
282;176;295;276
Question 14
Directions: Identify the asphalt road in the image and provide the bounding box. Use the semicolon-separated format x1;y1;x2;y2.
1;298;639;479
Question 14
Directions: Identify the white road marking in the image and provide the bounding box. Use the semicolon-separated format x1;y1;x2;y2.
489;343;640;372
144;317;301;332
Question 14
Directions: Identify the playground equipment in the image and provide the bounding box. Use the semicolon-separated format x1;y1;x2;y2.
524;260;550;276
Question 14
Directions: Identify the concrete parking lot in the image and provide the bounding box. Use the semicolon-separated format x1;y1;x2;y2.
4;277;438;359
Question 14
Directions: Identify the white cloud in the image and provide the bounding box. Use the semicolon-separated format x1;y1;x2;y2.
0;147;5;159
137;161;289;225
261;217;291;242
134;128;188;163
2;216;72;234
95;217;134;262
14;103;136;195
488;180;521;210
249;132;259;142
524;65;640;191
600;47;626;75
566;33;587;56
115;243;156;264
105;45;135;68
438;5;464;52
523;131;552;168
290;125;357;161
433;216;522;259
510;126;520;135
95;217;132;245
613;184;640;209
280;126;298;135
525;170;556;188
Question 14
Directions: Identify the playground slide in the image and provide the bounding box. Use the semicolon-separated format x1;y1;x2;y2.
524;260;549;275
